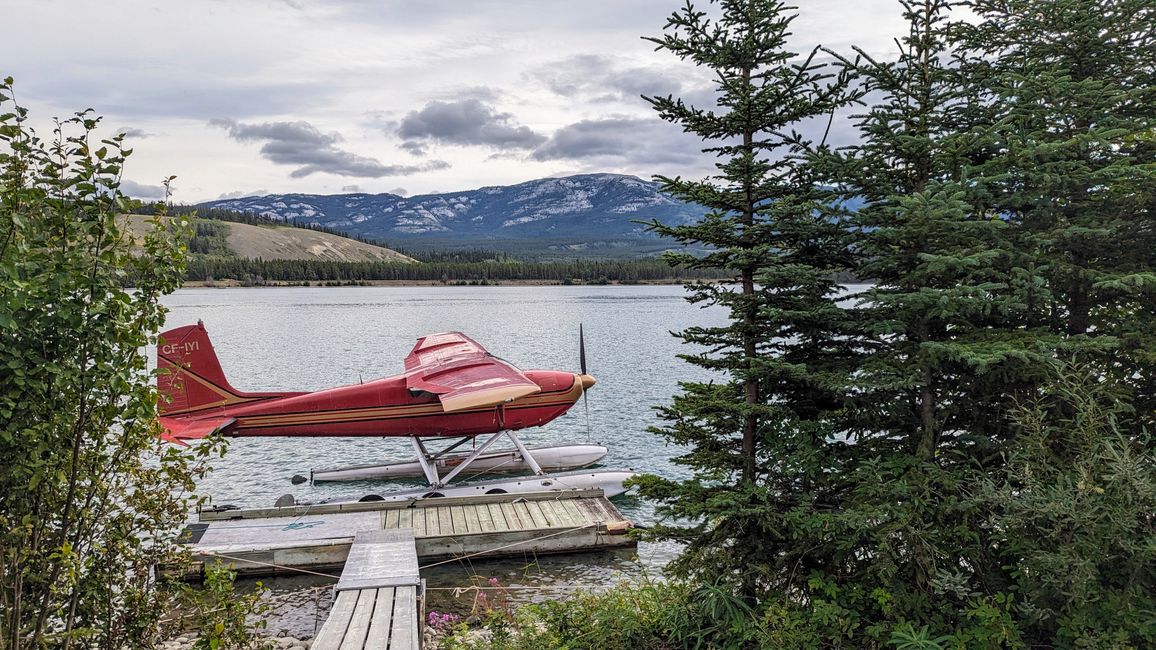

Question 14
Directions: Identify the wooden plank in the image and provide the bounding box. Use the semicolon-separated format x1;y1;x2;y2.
499;502;523;529
539;500;565;527
558;499;587;526
437;507;454;536
397;508;414;533
414;526;624;561
476;501;496;532
197;488;605;521
363;587;395;650
384;509;400;529
463;504;482;534
413;508;428;537
513;501;535;529
542;499;576;527
337;529;419;592
552;499;581;527
573;498;603;523
338;589;377;649
448;505;467;534
487;503;508;530
519;501;549;529
532;500;554;528
312;590;358;650
392;585;419;650
592;497;624;522
461;505;478;533
535;499;559;526
424;507;440;537
193;511;380;548
272;543;350;573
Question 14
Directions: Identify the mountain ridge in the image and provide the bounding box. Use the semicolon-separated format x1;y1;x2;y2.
197;173;702;256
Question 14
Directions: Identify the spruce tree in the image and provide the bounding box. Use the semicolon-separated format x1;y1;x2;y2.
829;0;1061;613
960;0;1156;428
634;0;1154;644
955;1;1156;644
635;0;854;598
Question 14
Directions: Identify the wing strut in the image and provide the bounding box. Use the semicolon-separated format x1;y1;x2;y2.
409;430;547;488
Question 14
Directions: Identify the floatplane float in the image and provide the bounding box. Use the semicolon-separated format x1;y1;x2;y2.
156;322;635;501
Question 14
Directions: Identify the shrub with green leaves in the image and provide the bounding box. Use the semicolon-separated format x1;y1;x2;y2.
0;77;226;649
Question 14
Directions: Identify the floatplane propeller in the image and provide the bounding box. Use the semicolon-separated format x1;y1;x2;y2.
156;322;634;501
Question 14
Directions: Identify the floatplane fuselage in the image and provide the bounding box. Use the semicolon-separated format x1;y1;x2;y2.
156;323;632;498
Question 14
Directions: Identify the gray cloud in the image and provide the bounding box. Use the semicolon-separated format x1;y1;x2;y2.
340;184;361;192
217;189;268;199
529;54;688;102
211;118;337;146
397;99;545;149
115;127;152;139
532;117;705;166
120;179;169;200
211;118;450;178
399;140;428;156
531;110;863;172
388;187;408;197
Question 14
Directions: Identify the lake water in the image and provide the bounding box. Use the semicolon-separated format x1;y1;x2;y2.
160;285;728;635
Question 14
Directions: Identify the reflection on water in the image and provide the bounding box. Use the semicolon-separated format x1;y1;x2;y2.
161;285;722;632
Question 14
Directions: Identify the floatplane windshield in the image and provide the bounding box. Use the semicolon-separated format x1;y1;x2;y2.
156;322;633;499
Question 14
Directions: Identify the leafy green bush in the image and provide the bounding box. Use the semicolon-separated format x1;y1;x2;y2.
183;563;270;650
0;77;245;649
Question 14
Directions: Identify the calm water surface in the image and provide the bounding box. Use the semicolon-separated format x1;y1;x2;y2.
161;285;726;635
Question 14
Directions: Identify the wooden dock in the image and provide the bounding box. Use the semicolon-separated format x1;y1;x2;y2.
312;528;422;650
181;489;635;578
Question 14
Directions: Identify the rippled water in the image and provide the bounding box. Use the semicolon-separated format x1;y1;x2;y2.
161;285;726;636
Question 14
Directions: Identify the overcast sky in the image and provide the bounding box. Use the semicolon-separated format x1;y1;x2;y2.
3;0;906;203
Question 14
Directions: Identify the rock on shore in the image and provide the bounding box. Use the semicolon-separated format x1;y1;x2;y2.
158;634;313;650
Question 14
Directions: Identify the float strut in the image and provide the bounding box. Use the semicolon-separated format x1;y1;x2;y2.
410;437;441;487
505;430;545;475
438;431;507;485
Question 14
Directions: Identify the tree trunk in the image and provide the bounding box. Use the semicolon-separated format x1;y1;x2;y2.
741;64;758;485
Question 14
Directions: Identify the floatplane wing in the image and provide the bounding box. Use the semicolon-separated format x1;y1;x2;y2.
403;332;542;412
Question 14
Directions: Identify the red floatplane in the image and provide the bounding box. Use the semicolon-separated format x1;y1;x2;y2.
156;322;633;500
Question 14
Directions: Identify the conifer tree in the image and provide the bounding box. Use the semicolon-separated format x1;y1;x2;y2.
954;1;1156;644
960;0;1156;428
827;0;1060;614
635;0;853;597
634;0;1153;644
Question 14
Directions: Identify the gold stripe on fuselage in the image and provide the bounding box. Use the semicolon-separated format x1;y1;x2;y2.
159;360;267;415
232;379;583;431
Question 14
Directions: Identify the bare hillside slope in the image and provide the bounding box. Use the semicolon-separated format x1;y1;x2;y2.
222;221;414;262
126;216;415;263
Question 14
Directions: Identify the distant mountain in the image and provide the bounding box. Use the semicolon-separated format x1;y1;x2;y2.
198;174;704;257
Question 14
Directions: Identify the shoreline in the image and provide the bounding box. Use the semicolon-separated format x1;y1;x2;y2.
159;633;313;650
180;278;705;288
